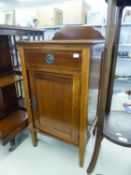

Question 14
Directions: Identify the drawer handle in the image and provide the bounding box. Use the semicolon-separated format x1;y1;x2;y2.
45;54;55;64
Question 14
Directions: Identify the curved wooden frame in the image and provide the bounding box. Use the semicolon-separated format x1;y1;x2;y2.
87;0;128;173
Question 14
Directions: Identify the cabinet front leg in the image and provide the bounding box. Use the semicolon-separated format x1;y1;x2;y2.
30;128;37;147
79;138;86;167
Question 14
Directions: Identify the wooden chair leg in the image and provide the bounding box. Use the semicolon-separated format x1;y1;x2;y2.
87;130;103;174
30;129;37;147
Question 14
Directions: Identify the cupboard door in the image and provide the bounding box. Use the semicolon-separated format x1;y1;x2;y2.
29;71;80;145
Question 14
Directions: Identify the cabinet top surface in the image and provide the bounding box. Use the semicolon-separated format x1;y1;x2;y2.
17;40;104;46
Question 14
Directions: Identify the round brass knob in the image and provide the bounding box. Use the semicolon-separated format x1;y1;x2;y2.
45;54;55;64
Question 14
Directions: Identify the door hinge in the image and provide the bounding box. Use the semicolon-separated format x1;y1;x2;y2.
30;96;37;110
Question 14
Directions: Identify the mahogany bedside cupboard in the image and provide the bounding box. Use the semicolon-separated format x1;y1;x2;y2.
18;40;104;166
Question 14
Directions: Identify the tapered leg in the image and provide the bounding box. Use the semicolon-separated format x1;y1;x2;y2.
79;128;87;167
79;134;86;167
30;129;37;147
79;142;85;167
87;129;103;174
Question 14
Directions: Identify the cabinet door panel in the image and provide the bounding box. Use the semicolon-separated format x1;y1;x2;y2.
29;71;80;144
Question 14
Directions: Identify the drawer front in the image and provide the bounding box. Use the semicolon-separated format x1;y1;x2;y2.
25;49;81;71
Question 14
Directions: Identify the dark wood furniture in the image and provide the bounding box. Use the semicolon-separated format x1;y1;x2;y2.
18;26;104;166
0;25;44;150
87;0;131;174
0;25;44;40
53;26;104;40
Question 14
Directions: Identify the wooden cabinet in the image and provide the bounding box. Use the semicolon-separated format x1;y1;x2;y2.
18;40;104;166
0;34;28;148
0;73;28;149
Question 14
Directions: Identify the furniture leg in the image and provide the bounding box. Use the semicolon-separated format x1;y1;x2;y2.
79;124;87;167
87;129;103;174
79;140;86;167
30;129;37;147
9;138;17;151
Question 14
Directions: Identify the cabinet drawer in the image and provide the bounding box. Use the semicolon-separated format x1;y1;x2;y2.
25;49;81;71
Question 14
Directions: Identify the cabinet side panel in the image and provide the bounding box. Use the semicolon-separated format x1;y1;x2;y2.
3;84;18;111
0;36;12;74
88;44;104;126
0;85;18;119
0;89;5;116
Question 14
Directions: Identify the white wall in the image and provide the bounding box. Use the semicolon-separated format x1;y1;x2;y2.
0;2;63;26
0;0;108;26
85;0;107;12
62;0;88;25
85;0;108;25
0;0;63;11
15;8;37;26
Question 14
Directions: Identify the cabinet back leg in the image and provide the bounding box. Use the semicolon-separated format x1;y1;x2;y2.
30;129;37;147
